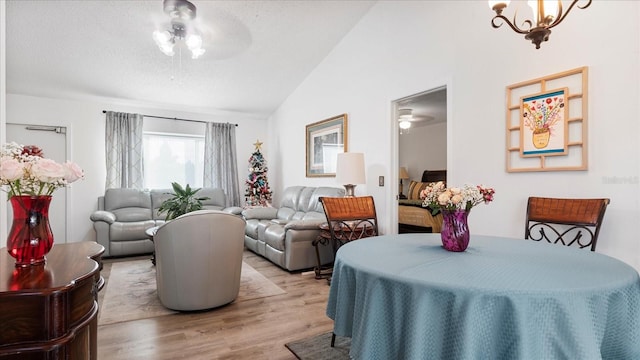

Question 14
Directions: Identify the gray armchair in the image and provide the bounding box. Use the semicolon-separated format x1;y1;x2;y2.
153;210;246;311
90;188;157;257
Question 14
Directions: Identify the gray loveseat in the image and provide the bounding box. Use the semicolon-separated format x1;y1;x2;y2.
242;186;345;271
90;187;242;257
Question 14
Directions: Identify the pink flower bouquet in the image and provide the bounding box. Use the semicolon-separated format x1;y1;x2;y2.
0;142;84;197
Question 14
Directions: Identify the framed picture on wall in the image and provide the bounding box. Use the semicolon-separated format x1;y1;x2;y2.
305;114;348;177
520;88;568;157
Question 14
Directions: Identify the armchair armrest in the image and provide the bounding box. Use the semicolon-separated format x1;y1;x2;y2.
242;207;278;220
270;219;289;225
223;206;244;216
284;219;325;231
90;210;116;224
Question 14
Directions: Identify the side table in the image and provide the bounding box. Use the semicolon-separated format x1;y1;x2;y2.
0;241;104;359
145;226;160;265
312;223;333;279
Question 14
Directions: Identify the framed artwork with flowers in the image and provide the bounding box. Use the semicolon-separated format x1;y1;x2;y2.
520;88;568;157
505;67;588;172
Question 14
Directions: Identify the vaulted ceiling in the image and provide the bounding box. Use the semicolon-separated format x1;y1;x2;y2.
6;0;376;119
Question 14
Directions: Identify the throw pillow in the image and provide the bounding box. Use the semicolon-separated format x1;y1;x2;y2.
407;181;428;200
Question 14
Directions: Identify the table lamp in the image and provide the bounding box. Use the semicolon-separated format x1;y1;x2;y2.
399;167;409;198
336;152;365;197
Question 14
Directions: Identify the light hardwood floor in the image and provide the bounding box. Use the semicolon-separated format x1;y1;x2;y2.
97;250;334;360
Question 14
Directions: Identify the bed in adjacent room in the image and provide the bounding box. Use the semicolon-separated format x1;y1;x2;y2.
398;170;446;234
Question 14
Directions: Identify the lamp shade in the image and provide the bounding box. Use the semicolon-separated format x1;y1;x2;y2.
336;152;365;185
399;167;410;180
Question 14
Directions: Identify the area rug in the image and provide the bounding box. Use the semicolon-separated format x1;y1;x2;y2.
99;259;285;325
285;332;351;360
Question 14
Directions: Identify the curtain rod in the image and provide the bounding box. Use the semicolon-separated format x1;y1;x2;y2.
101;110;238;126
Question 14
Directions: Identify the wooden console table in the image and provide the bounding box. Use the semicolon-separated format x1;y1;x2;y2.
0;241;104;359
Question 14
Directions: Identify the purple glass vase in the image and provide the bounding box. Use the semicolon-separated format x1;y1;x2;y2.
440;209;470;252
7;195;54;266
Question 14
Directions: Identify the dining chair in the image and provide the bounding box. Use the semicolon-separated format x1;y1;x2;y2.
313;196;380;280
320;196;379;249
319;196;379;347
525;197;610;251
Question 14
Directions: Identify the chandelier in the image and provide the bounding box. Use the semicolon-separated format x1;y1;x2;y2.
489;0;592;49
153;0;205;59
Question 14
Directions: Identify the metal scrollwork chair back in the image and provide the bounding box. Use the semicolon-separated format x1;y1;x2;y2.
525;197;610;251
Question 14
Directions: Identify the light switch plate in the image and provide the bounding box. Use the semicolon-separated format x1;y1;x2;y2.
378;176;384;186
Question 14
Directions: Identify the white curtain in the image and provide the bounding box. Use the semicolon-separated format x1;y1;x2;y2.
204;122;240;206
105;111;144;189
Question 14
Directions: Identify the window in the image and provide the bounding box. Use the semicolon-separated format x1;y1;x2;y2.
143;132;205;189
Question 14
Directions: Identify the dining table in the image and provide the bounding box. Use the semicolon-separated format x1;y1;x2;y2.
326;233;640;360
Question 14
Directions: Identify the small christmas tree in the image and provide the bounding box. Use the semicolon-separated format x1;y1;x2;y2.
245;140;273;207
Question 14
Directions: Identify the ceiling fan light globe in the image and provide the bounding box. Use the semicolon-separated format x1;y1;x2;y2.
153;30;173;45
185;34;202;49
190;48;205;59
399;120;411;129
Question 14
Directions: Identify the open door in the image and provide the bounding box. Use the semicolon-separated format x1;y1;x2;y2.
392;86;448;234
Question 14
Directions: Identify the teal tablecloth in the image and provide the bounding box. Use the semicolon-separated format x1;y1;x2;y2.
326;234;640;360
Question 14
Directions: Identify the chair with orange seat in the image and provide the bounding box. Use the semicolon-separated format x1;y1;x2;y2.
525;197;610;251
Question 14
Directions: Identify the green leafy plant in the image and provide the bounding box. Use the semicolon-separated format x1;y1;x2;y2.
157;182;210;220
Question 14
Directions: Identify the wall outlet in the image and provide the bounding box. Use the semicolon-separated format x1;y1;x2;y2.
378;176;384;186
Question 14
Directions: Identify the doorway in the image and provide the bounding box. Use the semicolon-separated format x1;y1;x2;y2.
392;86;448;233
6;123;69;243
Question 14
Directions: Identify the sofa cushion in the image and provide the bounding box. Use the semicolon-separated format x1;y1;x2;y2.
307;187;345;212
104;188;152;221
245;218;272;239
110;220;157;241
297;187;317;212
264;225;286;252
199;188;227;208
150;189;174;220
276;187;305;219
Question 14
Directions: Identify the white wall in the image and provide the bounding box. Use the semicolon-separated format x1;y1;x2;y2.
399;122;447;182
268;1;640;269
5;94;267;244
0;0;6;239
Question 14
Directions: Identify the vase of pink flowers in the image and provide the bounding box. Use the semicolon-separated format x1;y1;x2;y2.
0;143;84;266
420;182;495;252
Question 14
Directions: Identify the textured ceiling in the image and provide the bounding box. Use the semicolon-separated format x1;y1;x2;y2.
6;0;376;119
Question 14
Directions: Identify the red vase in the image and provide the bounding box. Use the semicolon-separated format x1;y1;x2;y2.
7;195;54;267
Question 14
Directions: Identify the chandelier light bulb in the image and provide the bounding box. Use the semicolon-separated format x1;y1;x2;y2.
488;0;510;14
527;0;559;24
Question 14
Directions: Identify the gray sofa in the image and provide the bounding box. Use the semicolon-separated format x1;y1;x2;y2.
242;186;345;271
90;187;242;257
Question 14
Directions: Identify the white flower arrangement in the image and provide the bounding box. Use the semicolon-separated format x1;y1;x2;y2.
420;181;495;214
0;142;84;197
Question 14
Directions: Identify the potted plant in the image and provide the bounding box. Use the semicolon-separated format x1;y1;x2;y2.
157;182;210;220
